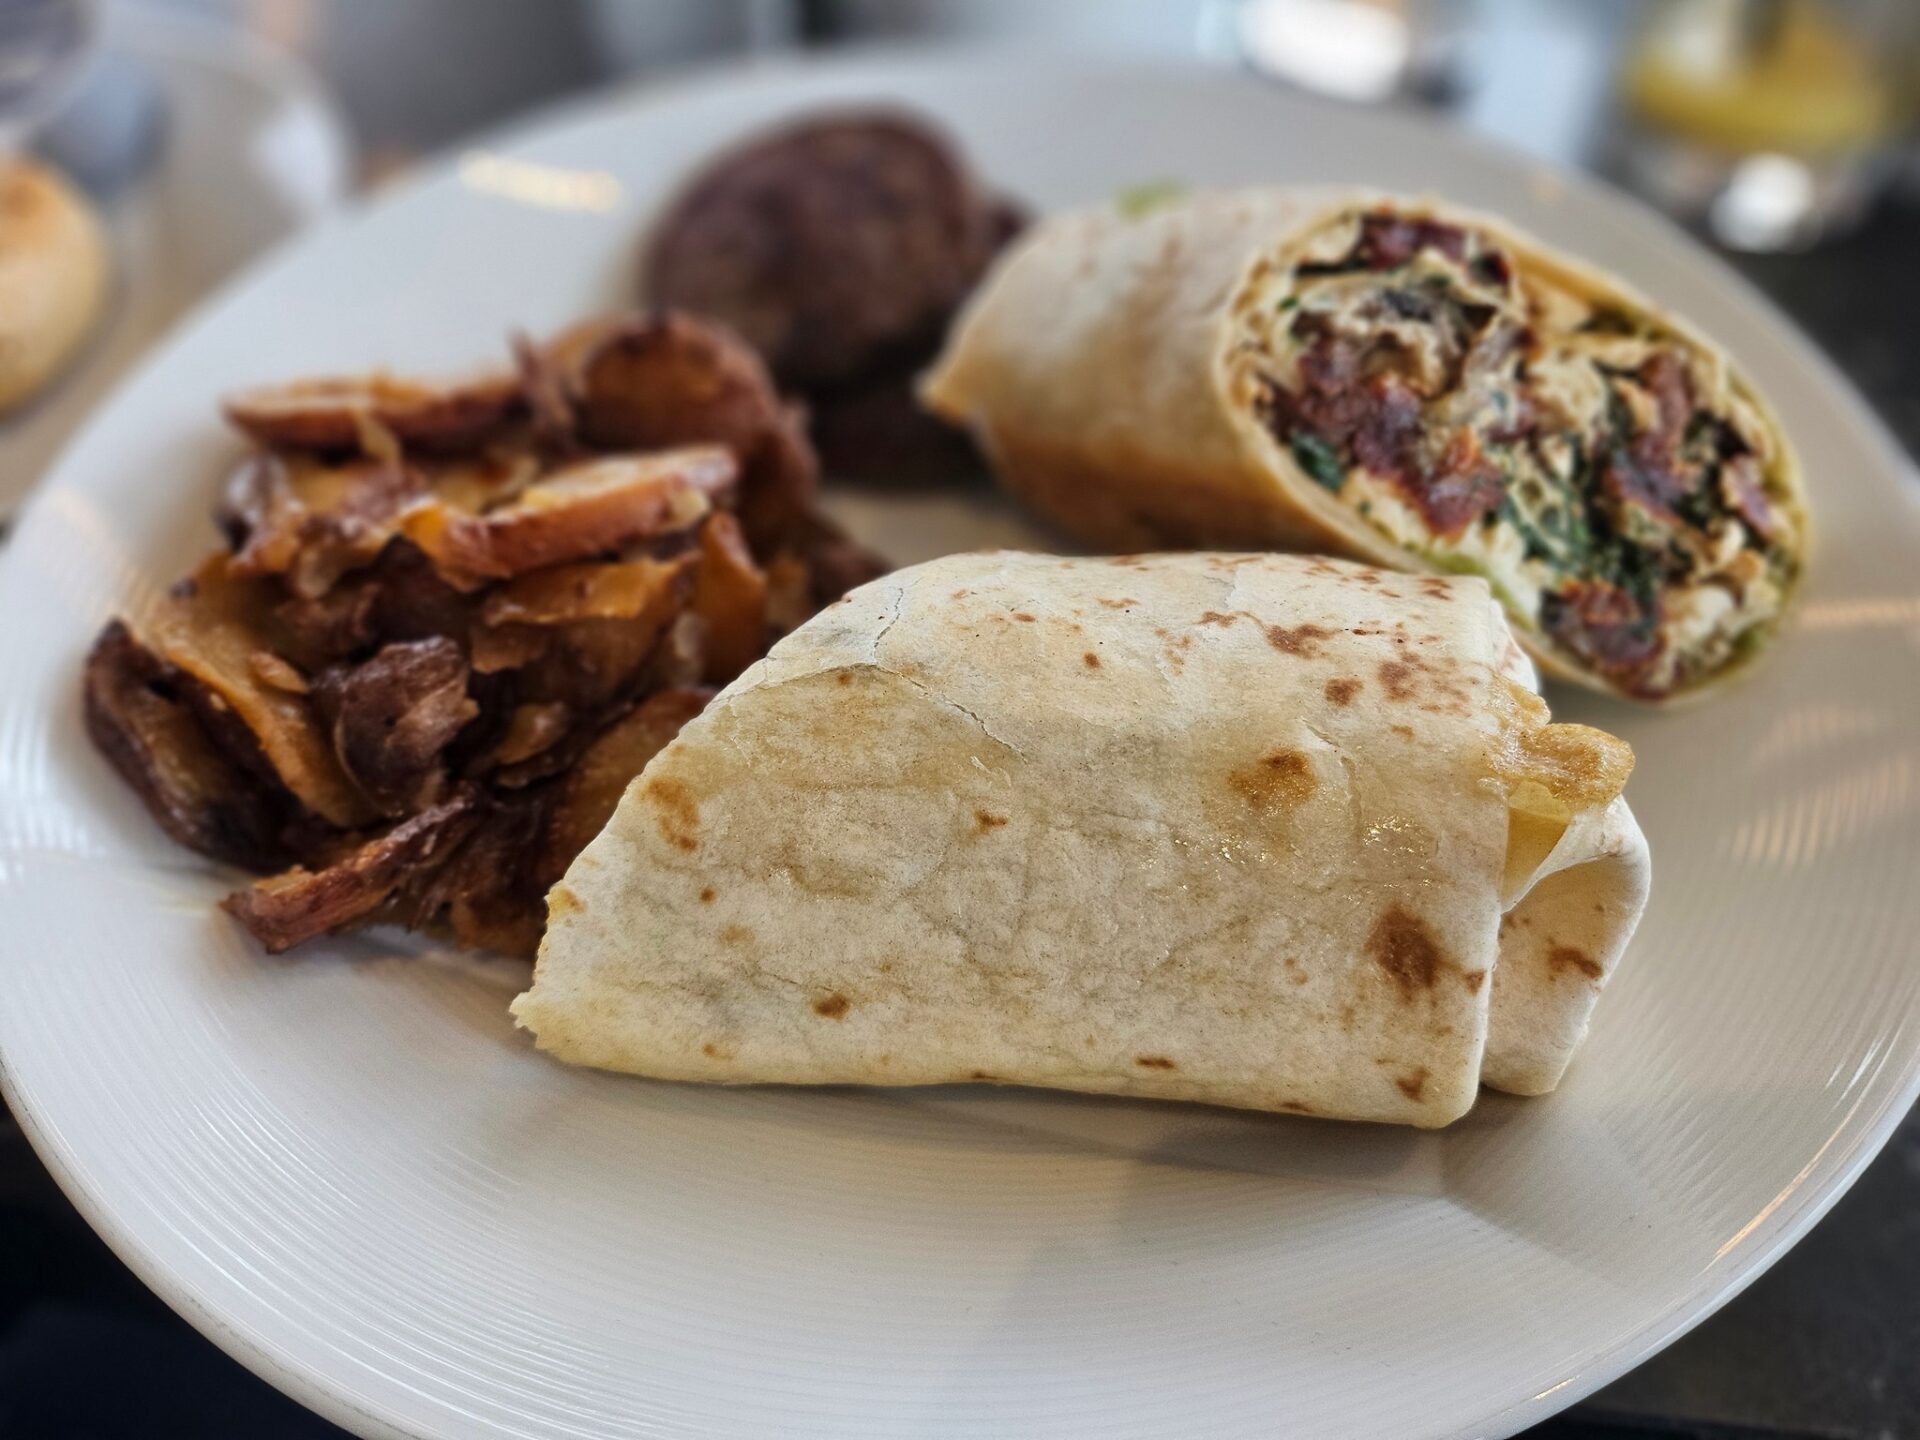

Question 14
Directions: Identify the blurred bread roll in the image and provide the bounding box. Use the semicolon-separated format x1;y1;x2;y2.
0;158;108;414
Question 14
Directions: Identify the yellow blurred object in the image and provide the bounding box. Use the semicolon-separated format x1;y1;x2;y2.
0;157;109;414
1623;0;1898;157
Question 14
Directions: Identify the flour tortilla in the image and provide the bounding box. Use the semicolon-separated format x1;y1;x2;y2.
514;551;1649;1127
919;188;1806;700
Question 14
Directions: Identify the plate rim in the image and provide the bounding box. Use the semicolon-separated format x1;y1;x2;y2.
4;42;1919;1440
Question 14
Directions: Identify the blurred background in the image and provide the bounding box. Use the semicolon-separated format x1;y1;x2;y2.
2;2;1917;1437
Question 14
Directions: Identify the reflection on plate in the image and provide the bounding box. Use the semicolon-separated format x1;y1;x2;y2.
1;49;1918;1440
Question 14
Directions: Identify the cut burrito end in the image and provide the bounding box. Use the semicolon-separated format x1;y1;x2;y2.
922;189;1807;703
514;550;1650;1127
1230;201;1804;701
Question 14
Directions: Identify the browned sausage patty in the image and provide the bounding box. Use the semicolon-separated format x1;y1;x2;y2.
644;110;1014;392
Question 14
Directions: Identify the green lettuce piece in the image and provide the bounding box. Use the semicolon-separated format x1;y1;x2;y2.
1114;179;1188;218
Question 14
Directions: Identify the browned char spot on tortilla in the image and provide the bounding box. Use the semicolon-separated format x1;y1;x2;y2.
836;672;854;686
1134;1055;1177;1070
1083;651;1101;668
969;1071;998;1081
644;775;700;851
1097;596;1138;609
1324;677;1362;706
1548;945;1604;981
1378;659;1419;701
1462;968;1487;993
698;886;716;903
719;924;754;945
1368;906;1445;999
1229;749;1317;813
1267;622;1333;657
1280;1099;1318;1114
812;992;850;1019
974;809;1008;833
1396;1067;1429;1101
1012;611;1037;623
1391;723;1415;738
1419;577;1454;601
702;1040;734;1059
1197;610;1240;628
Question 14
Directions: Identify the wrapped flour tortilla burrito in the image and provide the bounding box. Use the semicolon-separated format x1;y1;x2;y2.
514;551;1650;1127
922;189;1807;702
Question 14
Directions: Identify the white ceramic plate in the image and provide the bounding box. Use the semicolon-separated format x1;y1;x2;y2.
0;0;350;520
3;50;1919;1440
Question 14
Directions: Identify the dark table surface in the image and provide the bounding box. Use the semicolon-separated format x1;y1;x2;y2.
4;20;1919;1434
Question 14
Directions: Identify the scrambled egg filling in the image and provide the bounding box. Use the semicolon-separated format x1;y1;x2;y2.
1237;207;1798;698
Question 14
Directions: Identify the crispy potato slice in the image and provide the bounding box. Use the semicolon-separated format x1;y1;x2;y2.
222;452;427;597
689;511;768;681
540;687;711;879
223;791;481;953
400;448;733;583
420;449;543;516
490;702;573;767
468;622;549;675
558;313;783;455
83;622;300;868
144;556;371;827
429;800;550;957
512;613;681;715
549;311;818;543
481;553;694;627
223;371;523;453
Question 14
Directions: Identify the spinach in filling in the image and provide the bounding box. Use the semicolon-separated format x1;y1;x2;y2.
1255;208;1795;696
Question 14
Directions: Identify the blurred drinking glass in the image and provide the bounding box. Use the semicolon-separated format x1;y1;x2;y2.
1614;0;1917;250
1224;0;1470;104
0;0;95;150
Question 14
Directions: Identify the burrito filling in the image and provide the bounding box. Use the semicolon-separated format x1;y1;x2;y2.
1239;206;1798;699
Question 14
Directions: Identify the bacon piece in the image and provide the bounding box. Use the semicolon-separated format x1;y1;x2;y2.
1324;213;1469;272
1286;345;1503;536
1542;581;1663;690
1720;454;1776;540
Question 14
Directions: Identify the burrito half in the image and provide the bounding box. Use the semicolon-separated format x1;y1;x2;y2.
922;190;1807;702
515;551;1650;1126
